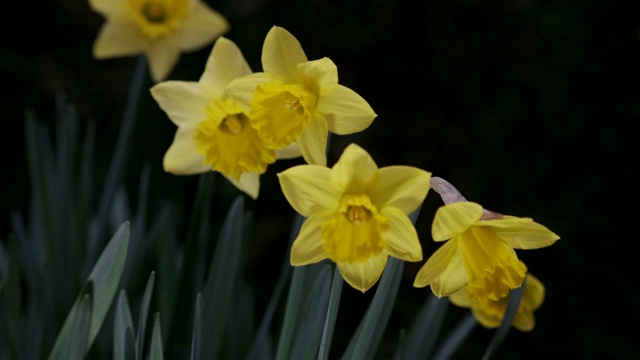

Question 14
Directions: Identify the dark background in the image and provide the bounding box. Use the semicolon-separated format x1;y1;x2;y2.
1;0;638;358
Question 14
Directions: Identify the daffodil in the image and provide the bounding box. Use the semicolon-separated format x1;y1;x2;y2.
227;26;377;166
414;201;559;301
278;143;431;292
89;0;230;82
449;273;545;332
150;37;291;199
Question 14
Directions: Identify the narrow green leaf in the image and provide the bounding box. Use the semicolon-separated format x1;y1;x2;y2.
481;276;527;360
291;265;333;359
0;238;21;359
136;271;155;360
201;195;245;359
317;265;344;360
149;313;164;360
114;290;136;360
432;313;477;360
49;221;130;358
397;292;449;359
48;290;92;360
190;294;203;360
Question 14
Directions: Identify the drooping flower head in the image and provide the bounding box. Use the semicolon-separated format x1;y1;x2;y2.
449;273;546;332
89;0;230;82
227;26;377;166
151;37;280;199
278;143;431;292
414;201;559;302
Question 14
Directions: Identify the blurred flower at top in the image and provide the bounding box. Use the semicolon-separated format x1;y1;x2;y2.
89;0;230;82
150;36;284;199
449;273;546;332
278;143;431;292
227;26;377;166
414;201;559;302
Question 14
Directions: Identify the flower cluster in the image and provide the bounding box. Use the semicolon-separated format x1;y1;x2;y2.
91;3;560;332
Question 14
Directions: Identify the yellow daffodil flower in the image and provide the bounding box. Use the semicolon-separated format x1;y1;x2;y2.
89;0;230;82
414;201;559;301
449;273;545;332
227;26;377;166
278;143;431;292
151;37;288;199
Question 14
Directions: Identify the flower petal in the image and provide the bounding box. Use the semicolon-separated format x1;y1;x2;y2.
370;166;431;214
477;216;560;249
150;81;214;128
298;113;328;166
224;172;260;200
278;165;340;217
298;57;338;96
338;252;388;293
198;37;251;92
330;143;379;193
432;202;483;241
472;308;502;329
226;72;274;112
89;0;127;16
262;26;307;83
448;288;474;308
146;34;181;82
381;207;422;262
179;2;229;52
317;84;376;135
163;127;208;174
414;239;468;297
93;21;145;59
275;143;302;159
524;274;545;310
290;212;331;266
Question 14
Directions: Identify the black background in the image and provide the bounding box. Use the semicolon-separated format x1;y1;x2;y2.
1;0;638;358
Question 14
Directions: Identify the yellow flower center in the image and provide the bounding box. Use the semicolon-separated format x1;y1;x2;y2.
129;0;188;40
250;81;318;149
458;226;527;302
321;194;389;263
193;98;275;180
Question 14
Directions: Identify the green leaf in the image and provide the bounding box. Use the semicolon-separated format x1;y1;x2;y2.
149;313;164;360
136;271;155;360
48;221;130;359
432;313;477;360
396;292;449;359
48;291;92;360
114;290;136;360
190;294;203;360
201;195;246;359
317;265;344;360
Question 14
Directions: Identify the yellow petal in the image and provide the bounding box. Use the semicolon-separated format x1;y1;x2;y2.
298;57;338;96
93;21;145;59
381;207;422;262
226;72;274;112
370;166;431;214
432;202;483;242
179;2;229;52
163;127;208;174
316;84;376;135
448;288;474;308
89;0;127;16
275;143;302;160
146;34;181;82
512;308;535;332
197;37;251;93
298;113;328;166
338;253;388;293
477;216;560;249
414;239;468;296
224;172;260;199
429;249;469;297
150;81;214;128
278;165;340;217
472;308;502;329
330;143;379;193
290;212;331;266
262;26;307;83
524;274;545;310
